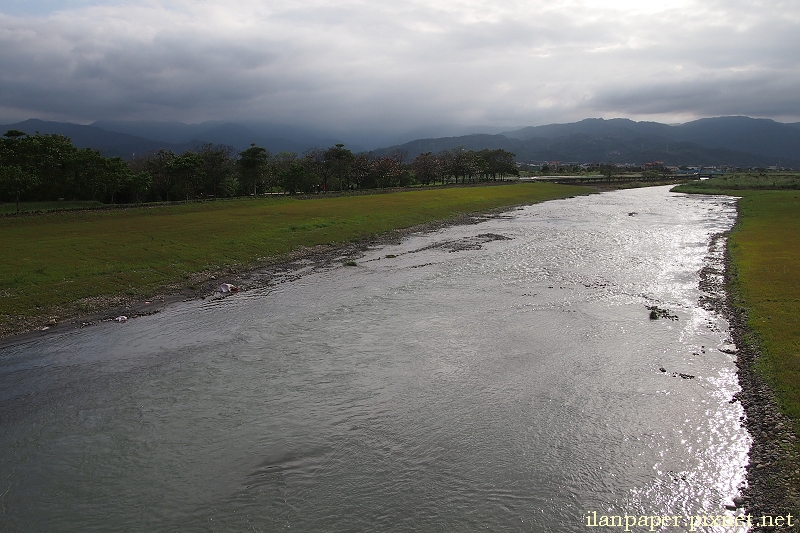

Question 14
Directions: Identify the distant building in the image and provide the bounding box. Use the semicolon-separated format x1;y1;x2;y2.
642;161;664;170
698;167;724;178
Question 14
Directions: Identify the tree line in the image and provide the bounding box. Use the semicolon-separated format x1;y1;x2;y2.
0;130;519;209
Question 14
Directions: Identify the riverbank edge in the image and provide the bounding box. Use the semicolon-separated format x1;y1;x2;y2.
718;203;800;530
0;203;540;347
3;182;597;342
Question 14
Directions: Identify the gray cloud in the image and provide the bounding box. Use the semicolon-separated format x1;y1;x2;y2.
590;74;800;121
1;0;799;131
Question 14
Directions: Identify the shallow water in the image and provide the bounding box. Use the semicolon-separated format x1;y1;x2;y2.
0;186;747;532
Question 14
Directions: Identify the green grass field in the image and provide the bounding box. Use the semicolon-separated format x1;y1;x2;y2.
727;190;800;431
677;181;800;432
1;183;587;334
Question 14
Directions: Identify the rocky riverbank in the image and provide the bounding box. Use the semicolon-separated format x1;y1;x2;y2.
706;224;800;530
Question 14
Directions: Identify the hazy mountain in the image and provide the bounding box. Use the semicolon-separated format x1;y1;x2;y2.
0;119;195;158
90;119;222;144
673;116;800;162
373;130;799;168
84;119;512;153
501;116;800;165
93;119;358;153
503;118;676;141
0;119;357;158
3;116;799;166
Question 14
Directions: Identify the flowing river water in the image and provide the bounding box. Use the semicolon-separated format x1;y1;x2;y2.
0;186;749;532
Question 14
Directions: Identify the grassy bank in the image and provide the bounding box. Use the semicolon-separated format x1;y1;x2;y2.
677;180;800;432
1;182;587;336
673;172;800;193
727;190;800;431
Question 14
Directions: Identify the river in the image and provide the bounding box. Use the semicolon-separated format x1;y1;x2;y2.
0;186;748;532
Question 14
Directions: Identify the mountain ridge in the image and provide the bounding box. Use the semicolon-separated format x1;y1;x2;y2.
2;116;799;167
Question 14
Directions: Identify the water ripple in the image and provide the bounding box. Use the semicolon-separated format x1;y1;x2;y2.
0;187;747;532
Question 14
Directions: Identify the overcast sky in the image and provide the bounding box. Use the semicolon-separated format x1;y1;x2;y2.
1;0;798;133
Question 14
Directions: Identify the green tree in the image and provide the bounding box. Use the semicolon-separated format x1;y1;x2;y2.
273;151;317;194
2;130;26;139
303;148;332;192
72;148;108;201
444;147;471;184
349;153;372;189
599;164;616;179
126;171;152;203
238;144;270;195
481;149;518;181
169;151;204;200
145;149;177;201
0;164;39;212
1;131;78;200
366;156;402;188
196;143;236;197
103;157;136;203
641;170;660;180
411;152;440;186
323;144;355;190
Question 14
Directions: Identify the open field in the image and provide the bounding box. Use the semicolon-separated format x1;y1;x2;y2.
1;182;588;336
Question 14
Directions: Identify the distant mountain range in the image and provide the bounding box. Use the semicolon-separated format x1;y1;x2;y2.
0;119;350;159
2;116;800;167
375;117;800;168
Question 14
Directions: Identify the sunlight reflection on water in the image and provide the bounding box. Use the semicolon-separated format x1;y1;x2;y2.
0;186;748;532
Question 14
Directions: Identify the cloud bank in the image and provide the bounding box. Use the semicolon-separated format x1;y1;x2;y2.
1;0;799;131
